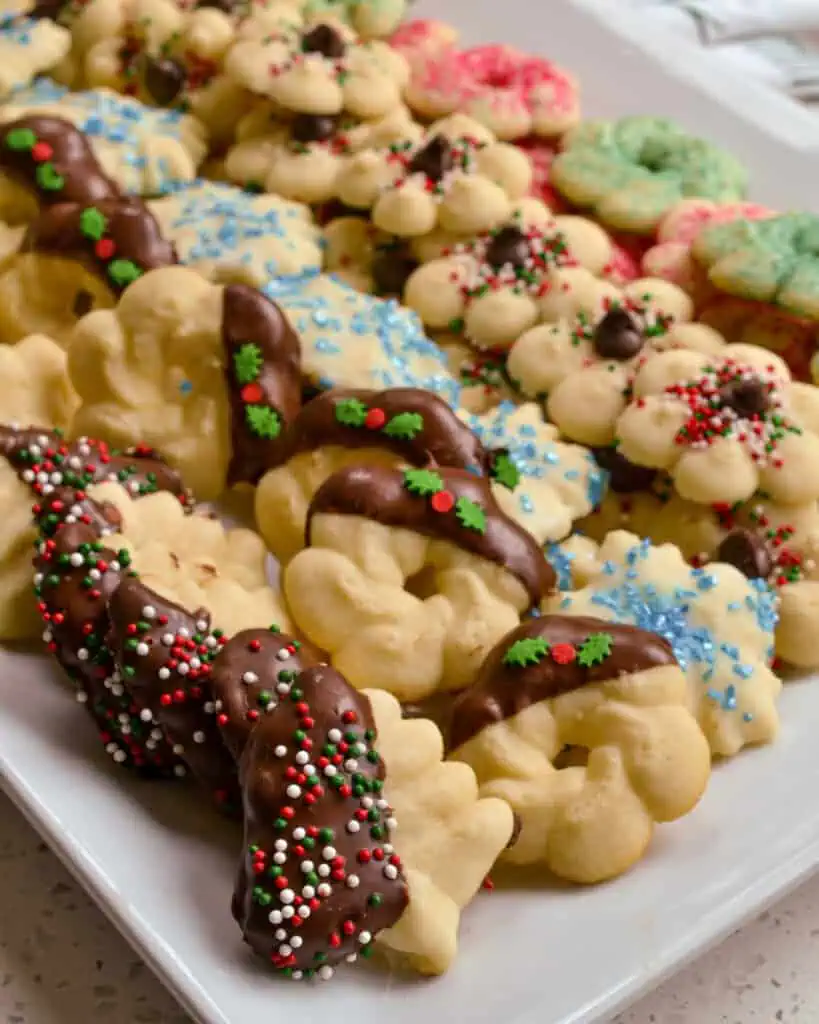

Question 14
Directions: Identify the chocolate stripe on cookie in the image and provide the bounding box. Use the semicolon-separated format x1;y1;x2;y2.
221;284;302;486
23;197;178;293
449;615;676;751
234;664;408;980
106;577;241;812
0;116;121;208
306;464;555;606
209;626;323;760
281;387;491;473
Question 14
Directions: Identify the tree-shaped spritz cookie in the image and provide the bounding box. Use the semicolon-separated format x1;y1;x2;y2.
549;530;781;758
614;345;819;505
505;271;724;448
284;463;555;701
335;113;532;238
254;386;494;565
234;660;514;978
68;266;302;500
449;614;711;883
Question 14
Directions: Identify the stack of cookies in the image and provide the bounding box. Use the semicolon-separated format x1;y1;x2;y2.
0;0;816;986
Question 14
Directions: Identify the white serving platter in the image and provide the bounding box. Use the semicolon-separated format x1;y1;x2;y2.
3;3;819;1023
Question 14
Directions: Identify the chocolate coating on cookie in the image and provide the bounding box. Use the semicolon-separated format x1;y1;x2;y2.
716;528;773;581
234;665;408;978
307;464;555;607
24;197;178;293
106;577;240;812
0;116;120;209
449;615;677;751
28;0;68;20
221;284;302;486
592;309;645;361
282;387;491;473
209;627;323;759
408;135;454;182
34;514;181;775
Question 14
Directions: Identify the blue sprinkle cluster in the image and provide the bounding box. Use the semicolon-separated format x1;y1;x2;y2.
157;180;321;279
544;543;576;592
264;272;461;406
10;81;190;194
460;400;609;519
1;15;35;45
560;537;778;712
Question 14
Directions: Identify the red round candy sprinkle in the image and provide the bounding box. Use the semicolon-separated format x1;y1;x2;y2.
95;238;115;260
241;382;263;404
551;643;577;665
364;408;386;429
31;141;53;162
430;490;455;513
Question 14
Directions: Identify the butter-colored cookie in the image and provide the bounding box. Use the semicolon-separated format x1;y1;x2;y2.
284;464;555;701
449;614;711;882
67;266;303;500
0;1;70;96
549;530;781;758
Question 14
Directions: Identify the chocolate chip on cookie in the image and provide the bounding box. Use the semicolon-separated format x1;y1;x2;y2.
291;112;340;145
484;225;530;270
144;56;186;107
301;23;346;58
592;308;645;360
372;243;417;296
717;377;770;418
716;528;773;581
408;134;454;182
592;446;656;494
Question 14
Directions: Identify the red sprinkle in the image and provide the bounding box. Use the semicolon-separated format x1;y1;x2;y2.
430;490;455;513
364;408;386;429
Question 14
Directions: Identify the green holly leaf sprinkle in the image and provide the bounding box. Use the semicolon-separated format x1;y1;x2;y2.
107;259;142;288
455;496;486;533
5;128;36;150
383;411;423;440
577;632;614;668
79;207;107;241
233;342;263;385
35;162;64;191
245;404;281;440
503;636;551;668
334;397;368;427
403;468;443;497
491;452;521;491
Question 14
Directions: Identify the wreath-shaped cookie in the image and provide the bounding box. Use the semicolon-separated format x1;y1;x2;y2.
233;662;514;977
505;273;721;447
225;14;409;120
334;113;532;238
402;198;613;350
449;614;710;883
693;212;819;319
67;266;302;500
255;387;493;564
614;345;819;505
551;115;749;235
549;530;781;758
284;463;555;701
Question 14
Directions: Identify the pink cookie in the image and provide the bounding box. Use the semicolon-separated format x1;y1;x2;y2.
642;199;774;298
393;23;580;141
389;18;459;65
602;232;650;287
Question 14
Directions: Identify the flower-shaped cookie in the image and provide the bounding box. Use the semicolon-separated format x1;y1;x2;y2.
148;180;321;285
1;79;207;195
506;274;723;447
550;530;780;758
693;212;819;320
0;1;70;96
458;401;607;545
551;116;749;235
642;198;774;296
449;614;710;882
264;271;460;404
392;20;580;141
335;113;532;237
614;345;819;506
68;267;303;500
225;13;408;119
403;198;613;350
225;102;420;205
303;0;407;38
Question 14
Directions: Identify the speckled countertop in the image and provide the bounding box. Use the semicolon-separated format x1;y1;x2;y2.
0;792;815;1024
